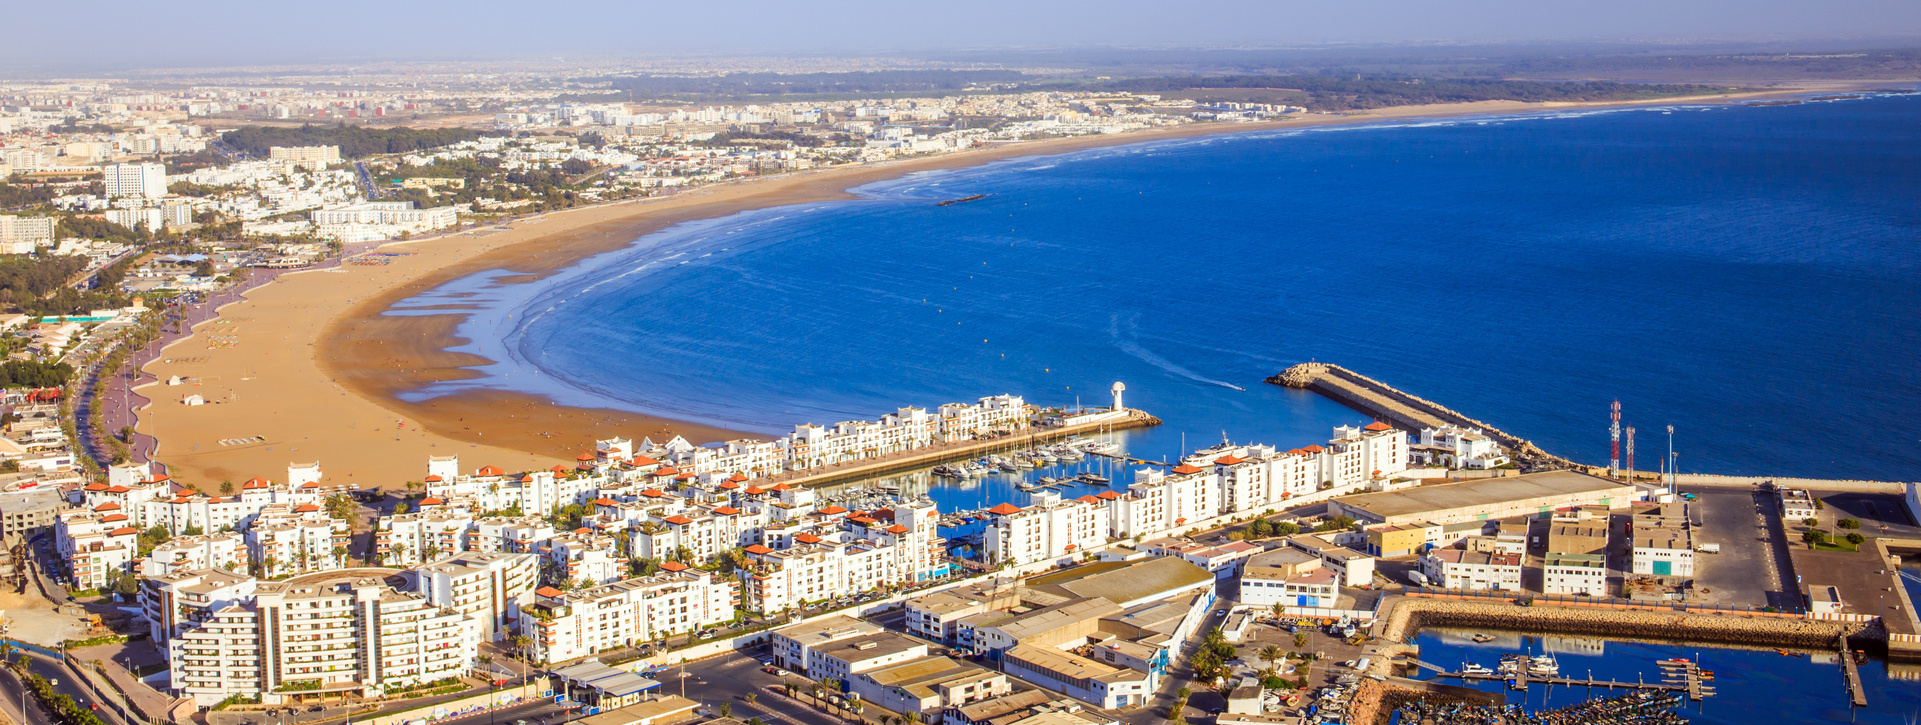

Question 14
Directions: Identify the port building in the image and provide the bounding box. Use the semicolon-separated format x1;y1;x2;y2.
1329;471;1637;527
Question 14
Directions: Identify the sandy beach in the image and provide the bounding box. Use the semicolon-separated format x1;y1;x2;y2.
134;89;1817;489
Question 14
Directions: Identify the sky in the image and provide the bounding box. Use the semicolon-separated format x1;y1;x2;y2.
7;0;1921;72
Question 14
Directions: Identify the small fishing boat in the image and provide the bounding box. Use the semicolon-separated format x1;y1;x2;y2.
1077;472;1110;484
1470;634;1495;643
1461;663;1495;676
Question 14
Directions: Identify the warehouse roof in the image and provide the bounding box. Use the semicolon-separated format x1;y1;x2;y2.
1333;471;1631;519
1032;555;1212;606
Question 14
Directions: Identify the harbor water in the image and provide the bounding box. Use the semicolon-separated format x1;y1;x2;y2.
1413;629;1921;723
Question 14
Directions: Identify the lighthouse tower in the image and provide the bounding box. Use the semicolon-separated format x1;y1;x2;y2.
1110;381;1126;412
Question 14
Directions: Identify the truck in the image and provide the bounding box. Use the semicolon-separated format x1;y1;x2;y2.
1696;543;1721;554
1407;570;1429;587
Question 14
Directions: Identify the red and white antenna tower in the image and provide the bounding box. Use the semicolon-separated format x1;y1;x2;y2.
1610;400;1621;472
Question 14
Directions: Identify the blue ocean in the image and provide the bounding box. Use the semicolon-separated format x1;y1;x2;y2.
395;92;1921;494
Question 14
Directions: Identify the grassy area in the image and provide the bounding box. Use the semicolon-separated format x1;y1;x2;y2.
1813;541;1861;553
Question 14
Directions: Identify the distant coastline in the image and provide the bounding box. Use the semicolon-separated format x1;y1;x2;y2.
137;85;1864;486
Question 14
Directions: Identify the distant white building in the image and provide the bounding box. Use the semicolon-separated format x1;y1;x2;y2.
311;201;457;241
103;162;168;199
0;215;55;247
268;145;341;170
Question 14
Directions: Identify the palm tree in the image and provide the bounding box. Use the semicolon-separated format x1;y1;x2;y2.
390;542;409;564
901;711;918;725
1259;645;1285;671
332;545;349;566
743;692;757;706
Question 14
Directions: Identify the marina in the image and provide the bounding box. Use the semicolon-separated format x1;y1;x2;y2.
1390;690;1691;725
1406;629;1921;722
1418;654;1716;702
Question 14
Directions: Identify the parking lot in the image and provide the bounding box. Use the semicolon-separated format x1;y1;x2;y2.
1682;488;1785;608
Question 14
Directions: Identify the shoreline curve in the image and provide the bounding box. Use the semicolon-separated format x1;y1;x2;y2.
136;87;1846;488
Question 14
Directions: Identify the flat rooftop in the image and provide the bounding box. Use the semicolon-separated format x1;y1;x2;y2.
773;614;879;643
816;631;926;663
1032;555;1212;605
1335;470;1632;519
862;656;994;698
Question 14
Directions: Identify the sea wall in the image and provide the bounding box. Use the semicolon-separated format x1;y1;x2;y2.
1377;596;1870;649
1267;363;1575;470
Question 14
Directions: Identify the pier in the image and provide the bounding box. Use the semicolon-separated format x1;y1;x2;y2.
755;408;1159;489
1420;659;1715;701
1267;362;1576;470
1840;634;1869;707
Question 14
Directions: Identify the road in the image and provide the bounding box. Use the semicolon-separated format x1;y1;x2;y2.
0;651;132;725
674;649;844;725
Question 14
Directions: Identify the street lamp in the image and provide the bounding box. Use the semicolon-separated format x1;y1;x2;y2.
1666;425;1676;496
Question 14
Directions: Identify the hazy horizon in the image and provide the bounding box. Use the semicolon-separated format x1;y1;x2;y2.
7;0;1921;75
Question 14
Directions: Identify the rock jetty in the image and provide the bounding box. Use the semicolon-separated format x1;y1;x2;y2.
1268;362;1575;471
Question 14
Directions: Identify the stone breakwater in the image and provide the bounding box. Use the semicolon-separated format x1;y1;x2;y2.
1270;363;1576;471
1378;597;1872;650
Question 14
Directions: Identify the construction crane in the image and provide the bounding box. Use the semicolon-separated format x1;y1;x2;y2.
1610;400;1622;472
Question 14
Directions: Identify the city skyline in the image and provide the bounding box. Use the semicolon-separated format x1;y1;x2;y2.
4;1;1921;72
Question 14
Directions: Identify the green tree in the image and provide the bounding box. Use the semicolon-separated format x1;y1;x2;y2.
1846;532;1867;545
1837;518;1861;530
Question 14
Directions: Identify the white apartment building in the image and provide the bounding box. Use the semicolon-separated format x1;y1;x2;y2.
983;491;1106;567
142;568;256;645
141;532;247;577
416;551;539;643
1420;549;1523;591
165;570;473;707
311;201;458;241
375;509;475;567
104;208;163;231
55;508;138;590
518;565;734;665
268;145;341;169
739;539;896;614
543;533;624;586
1414;425;1510;469
0;215;55;246
103;162;167;199
245;505;351;577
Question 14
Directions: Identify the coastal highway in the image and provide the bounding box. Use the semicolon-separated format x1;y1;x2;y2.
0;650;131;725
